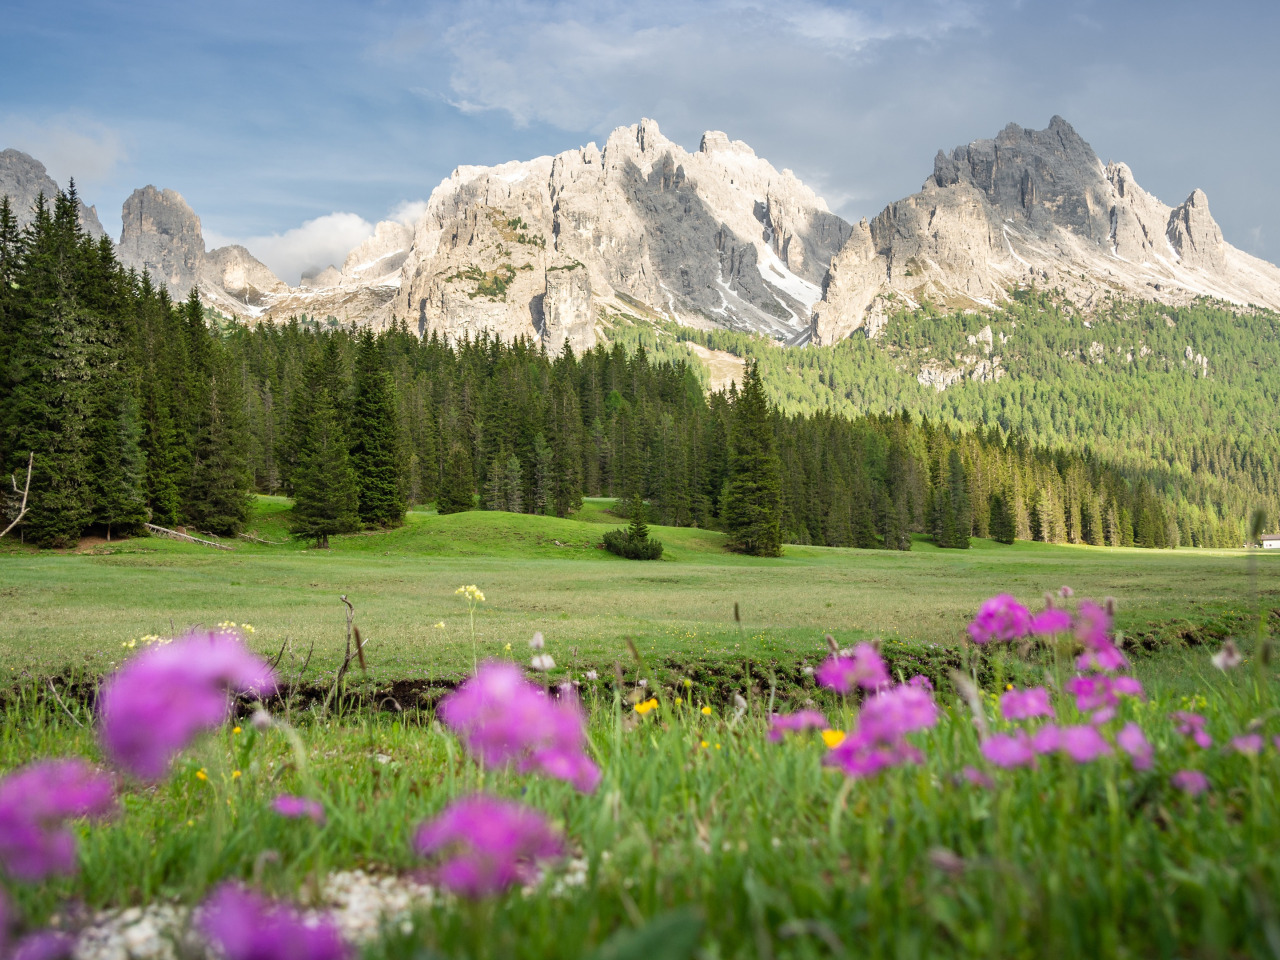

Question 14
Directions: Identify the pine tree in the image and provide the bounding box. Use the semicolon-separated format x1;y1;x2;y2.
350;330;406;526
945;449;971;549
626;490;649;542
989;490;1016;544
436;442;475;514
289;374;359;548
90;390;148;538
721;361;783;556
502;453;524;513
186;357;252;535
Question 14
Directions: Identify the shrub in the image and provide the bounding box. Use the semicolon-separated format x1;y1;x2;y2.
603;528;664;560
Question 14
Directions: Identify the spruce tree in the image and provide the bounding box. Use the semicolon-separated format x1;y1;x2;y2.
436;442;475;514
721;361;783;556
90;390;149;538
350;330;406;526
289;375;359;548
186;358;252;535
626;490;649;542
989;491;1016;544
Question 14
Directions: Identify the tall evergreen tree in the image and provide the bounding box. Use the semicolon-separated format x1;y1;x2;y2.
186;356;252;535
436;442;475;514
289;368;359;548
989;490;1016;544
350;330;406;526
721;361;783;556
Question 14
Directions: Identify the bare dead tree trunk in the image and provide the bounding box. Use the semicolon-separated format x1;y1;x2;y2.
0;453;34;539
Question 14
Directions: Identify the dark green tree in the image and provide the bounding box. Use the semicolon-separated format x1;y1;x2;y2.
350;330;406;526
289;374;359;548
721;361;783;556
185;358;252;535
989;490;1016;544
436;442;475;514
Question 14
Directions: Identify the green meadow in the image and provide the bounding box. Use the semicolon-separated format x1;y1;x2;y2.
0;497;1271;686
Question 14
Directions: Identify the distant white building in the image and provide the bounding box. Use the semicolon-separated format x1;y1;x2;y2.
1262;534;1280;550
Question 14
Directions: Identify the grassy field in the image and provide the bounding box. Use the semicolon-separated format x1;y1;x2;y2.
0;497;1274;687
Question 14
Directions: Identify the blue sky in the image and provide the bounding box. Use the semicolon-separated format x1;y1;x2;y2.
3;0;1277;283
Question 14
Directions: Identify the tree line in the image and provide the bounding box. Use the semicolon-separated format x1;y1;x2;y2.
0;188;1243;551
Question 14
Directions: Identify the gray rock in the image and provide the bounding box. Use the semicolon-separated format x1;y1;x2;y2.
0;148;106;238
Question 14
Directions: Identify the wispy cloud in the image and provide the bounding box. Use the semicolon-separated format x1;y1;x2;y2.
0;114;127;191
207;213;376;285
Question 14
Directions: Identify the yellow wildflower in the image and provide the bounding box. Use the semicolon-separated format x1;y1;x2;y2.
700;740;709;748
195;769;208;781
231;770;241;779
700;706;712;716
634;698;659;716
232;726;241;735
821;729;847;749
674;697;683;706
433;622;445;628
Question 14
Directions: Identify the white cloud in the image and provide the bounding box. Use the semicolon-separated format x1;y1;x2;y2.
207;212;376;286
0;114;127;190
388;200;429;226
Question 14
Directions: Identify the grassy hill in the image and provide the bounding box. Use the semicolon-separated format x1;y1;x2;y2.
1;497;1272;690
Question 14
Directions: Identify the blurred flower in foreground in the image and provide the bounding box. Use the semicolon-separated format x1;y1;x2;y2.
634;698;659;716
1211;640;1242;671
199;883;348;960
1000;686;1054;721
1171;712;1213;749
826;684;937;779
967;595;1031;645
1171;770;1209;796
414;795;561;897
271;795;326;825
0;759;115;881
768;710;827;741
1117;723;1153;770
981;732;1035;769
440;662;600;792
1029;608;1071;637
1075;602;1127;672
99;629;277;780
816;643;888;693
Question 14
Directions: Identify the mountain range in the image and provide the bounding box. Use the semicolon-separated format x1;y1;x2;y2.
4;117;1279;354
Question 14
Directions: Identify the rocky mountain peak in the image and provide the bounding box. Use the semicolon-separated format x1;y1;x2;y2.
118;186;206;297
0;147;106;238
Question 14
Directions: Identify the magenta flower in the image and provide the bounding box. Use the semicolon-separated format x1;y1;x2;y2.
824;683;936;779
859;686;938;740
0;759;115;881
815;644;889;693
981;732;1036;768
9;930;75;960
999;686;1054;721
1030;724;1062;754
1171;712;1212;749
1231;734;1264;755
414;794;562;897
1116;723;1153;770
907;675;934;691
1060;725;1111;763
768;710;827;741
1065;675;1143;722
199;883;348;960
271;795;325;825
1030;608;1072;636
439;662;600;792
961;766;994;789
966;595;1031;645
99;629;277;780
1171;770;1209;796
1074;602;1127;672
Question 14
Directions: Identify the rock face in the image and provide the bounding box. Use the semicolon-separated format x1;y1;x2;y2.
116;186;286;312
0;148;105;238
812;117;1280;343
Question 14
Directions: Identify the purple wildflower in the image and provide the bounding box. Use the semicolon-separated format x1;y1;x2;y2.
1060;725;1111;763
908;674;934;691
1171;712;1212;749
981;732;1036;769
414;795;562;897
10;932;75;960
859;686;938;740
1064;675;1143;722
99;629;277;780
966;595;1031;645
271;795;326;825
1116;723;1153;770
199;883;349;960
0;759;115;881
1074;602;1127;672
439;662;600;792
999;686;1054;721
961;766;995;789
824;683;936;779
1232;734;1264;755
768;710;827;741
1171;770;1208;796
1030;608;1072;636
1030;724;1062;754
815;644;889;693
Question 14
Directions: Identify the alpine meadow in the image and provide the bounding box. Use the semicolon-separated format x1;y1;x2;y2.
3;3;1280;958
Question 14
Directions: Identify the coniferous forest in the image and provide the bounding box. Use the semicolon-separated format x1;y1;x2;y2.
0;189;1265;551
